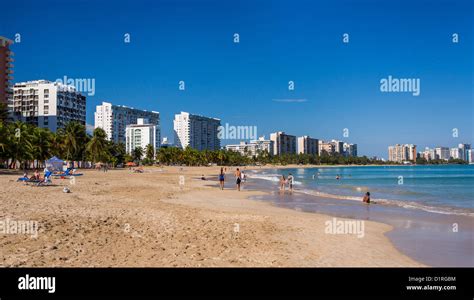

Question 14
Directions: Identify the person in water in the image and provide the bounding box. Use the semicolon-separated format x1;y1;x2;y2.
279;175;286;193
287;173;294;193
219;167;225;190
362;192;371;204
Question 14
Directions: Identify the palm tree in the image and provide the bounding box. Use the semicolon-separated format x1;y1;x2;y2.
31;127;53;168
60;121;87;161
132;146;143;162
0;103;10;123
86;128;109;163
145;144;155;160
8;121;34;169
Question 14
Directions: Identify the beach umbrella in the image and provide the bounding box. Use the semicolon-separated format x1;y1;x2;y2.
45;156;65;172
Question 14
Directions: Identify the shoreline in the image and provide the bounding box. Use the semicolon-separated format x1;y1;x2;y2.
246;168;474;267
0;166;424;267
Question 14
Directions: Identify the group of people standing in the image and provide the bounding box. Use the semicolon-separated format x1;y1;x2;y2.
218;167;246;191
279;173;294;194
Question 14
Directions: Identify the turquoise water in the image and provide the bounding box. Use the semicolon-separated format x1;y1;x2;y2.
250;165;474;215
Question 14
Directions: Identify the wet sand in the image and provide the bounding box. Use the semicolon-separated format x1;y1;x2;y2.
248;179;474;267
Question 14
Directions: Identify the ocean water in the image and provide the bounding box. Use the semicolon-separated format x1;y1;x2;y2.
249;165;474;216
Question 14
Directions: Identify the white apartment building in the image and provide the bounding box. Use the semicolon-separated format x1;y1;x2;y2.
270;132;297;155
125;118;159;159
173;112;221;151
330;140;344;154
11;80;86;132
450;148;461;160
319;141;335;154
435;147;450;161
225;136;274;157
388;144;417;162
95;101;160;144
297;136;319;155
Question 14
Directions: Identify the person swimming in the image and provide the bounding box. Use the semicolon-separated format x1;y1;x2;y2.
362;192;370;204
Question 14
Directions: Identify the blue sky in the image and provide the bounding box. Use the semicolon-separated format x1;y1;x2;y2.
2;0;473;158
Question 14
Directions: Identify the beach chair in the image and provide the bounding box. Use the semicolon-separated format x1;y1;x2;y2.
37;171;53;186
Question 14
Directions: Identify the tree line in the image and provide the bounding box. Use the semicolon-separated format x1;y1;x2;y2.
1;116;466;169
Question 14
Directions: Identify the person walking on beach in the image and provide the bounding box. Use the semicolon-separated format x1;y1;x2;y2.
287;173;294;194
362;192;371;204
279;175;286;194
235;168;242;191
219;167;225;190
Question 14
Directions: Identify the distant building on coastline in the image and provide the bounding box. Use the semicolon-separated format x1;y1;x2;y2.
343;142;358;157
458;144;471;161
388;144;417;163
11;80;86;132
173;112;221;151
225;136;274;157
319;141;335;155
0;36;14;107
125;118;159;159
270;131;297;155
94;101;160;144
435;147;450;161
467;149;474;163
297;136;319;155
450;147;461;160
330;140;344;154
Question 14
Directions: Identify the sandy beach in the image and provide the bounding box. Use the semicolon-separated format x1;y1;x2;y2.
0;166;423;267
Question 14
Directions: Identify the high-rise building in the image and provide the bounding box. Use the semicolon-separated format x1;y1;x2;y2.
343;142;358;157
330;140;344;154
388;144;417;162
319;140;335;154
0;36;14;107
270;132;296;155
297;136;319;155
458;144;471;161
95;101;160;144
173;112;221;151
466;149;473;164
406;144;417;161
450;147;461;160
435;147;450;161
125;118;159;159
11;80;86;132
